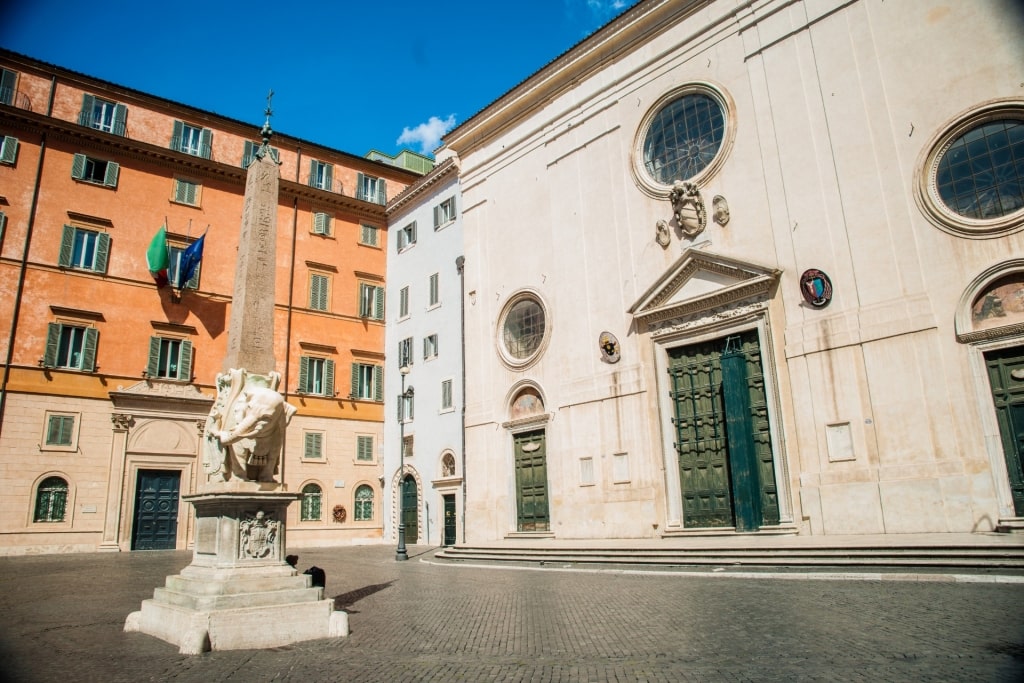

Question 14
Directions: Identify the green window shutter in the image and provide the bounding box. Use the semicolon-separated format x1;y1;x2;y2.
0;211;6;240
357;435;373;461
304;432;322;458
178;340;193;381
374;286;385;320
94;233;110;273
433;205;441;228
113;103;127;136
313;212;329;235
171;120;183;151
410;221;417;244
185;181;198;206
242;140;256;168
44;323;60;367
146;337;161;377
324;164;333;192
103;161;119;188
324;359;335;397
47;415;73;445
356;172;365;198
298;356;310;393
379;179;387;204
79;94;95;127
310;274;327;310
199;128;212;159
58;225;74;267
373;365;383;402
350;362;360;397
308;159;318;187
174;179;189;203
81;328;98;372
0;136;17;164
0;69;16;104
71;154;86;180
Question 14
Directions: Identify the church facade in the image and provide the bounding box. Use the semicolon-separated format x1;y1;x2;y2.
441;0;1024;540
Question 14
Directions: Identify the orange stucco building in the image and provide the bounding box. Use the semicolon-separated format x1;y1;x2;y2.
0;50;423;554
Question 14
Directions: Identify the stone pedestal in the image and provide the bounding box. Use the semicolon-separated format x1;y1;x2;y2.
125;489;347;654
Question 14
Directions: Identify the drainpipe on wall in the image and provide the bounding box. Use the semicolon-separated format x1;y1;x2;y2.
0;76;56;433
456;255;467;544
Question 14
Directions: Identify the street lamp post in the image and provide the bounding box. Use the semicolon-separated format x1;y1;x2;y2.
396;365;411;561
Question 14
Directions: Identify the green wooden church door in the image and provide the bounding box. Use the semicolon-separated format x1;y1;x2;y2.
668;330;780;530
985;346;1024;516
514;429;550;531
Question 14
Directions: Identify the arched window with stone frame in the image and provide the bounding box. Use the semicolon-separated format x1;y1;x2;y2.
33;476;69;523
354;485;374;521
300;483;323;522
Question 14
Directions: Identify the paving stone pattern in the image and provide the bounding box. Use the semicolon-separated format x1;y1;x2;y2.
0;546;1021;682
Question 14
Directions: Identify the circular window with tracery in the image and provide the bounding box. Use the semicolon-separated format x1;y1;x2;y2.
498;292;549;369
632;83;734;197
917;100;1024;237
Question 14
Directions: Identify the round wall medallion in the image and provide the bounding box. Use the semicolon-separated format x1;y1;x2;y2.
599;331;621;363
799;269;833;307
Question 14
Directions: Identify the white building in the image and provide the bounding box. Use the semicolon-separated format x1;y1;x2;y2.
383;159;465;548
441;0;1024;542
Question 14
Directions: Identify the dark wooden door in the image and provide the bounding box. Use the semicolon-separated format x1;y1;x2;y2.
401;475;419;543
131;470;180;550
985;346;1024;515
668;330;779;529
514;430;550;531
443;494;457;546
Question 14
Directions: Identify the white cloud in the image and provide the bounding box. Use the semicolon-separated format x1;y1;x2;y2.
396;115;457;154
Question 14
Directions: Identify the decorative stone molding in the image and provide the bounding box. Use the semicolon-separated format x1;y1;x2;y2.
712;195;729;226
670;181;707;238
651;301;766;339
238;510;279;560
110;413;134;431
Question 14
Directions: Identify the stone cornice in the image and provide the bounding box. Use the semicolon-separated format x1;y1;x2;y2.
386;158;459;217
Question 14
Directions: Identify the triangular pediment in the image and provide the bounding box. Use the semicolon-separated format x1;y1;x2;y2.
629;248;781;326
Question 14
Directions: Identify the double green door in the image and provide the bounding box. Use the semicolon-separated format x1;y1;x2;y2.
985;346;1024;516
514;430;550;532
668;331;780;530
131;470;180;550
401;475;419;543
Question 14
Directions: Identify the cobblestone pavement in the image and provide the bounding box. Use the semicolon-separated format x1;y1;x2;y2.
1;545;1022;682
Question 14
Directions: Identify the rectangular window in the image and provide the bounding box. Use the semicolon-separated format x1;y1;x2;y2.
303;432;324;459
399;392;415;423
356;172;386;204
398;337;413;368
399;286;410;318
241;140;279;168
433;196;457;229
0;68;16;106
350;362;383;401
58;225;109;274
146;336;193;381
46;414;75;446
428;273;440;307
441;379;453;411
356;435;374;462
397;221;417;251
0;135;18;165
360;224;379;246
309;160;333;191
309;273;330;311
402;435;414;457
168;244;201;290
312;212;332;236
579;457;596;486
299;356;335;396
44;323;98;371
359;283;385;320
171;121;211;158
423;334;438;360
173;178;200;206
71;153;119;187
613;453;630;483
78;94;126;136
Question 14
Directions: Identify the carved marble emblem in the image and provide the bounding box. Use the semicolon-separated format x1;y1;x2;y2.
670;181;707;238
599;331;621;364
712;195;730;226
655;219;671;248
239;510;278;559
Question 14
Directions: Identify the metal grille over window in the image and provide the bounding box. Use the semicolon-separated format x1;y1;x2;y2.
301;484;322;521
935;119;1024;220
643;93;725;183
34;477;68;522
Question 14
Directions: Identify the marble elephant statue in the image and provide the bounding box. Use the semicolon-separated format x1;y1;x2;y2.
213;385;297;482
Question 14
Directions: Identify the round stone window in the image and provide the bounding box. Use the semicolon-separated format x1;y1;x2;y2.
917;101;1024;237
498;292;549;368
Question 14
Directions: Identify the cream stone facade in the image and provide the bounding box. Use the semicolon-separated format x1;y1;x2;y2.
441;0;1024;541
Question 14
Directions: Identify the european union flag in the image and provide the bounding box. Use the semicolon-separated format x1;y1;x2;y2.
178;232;205;288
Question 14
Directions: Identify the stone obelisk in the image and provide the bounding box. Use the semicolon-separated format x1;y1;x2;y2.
125;94;346;654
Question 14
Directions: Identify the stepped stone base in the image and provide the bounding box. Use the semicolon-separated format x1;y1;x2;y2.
125;490;348;654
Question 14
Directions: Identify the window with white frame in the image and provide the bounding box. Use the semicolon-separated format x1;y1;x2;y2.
354;485;374;521
299;356;335;396
173;178;200;206
44;323;97;371
304;432;324;459
399;286;409;318
58;225;109;273
309;160;333;191
423;334;438;360
78;94;126;136
356;435;374;462
428;273;439;307
171;121;211;158
309;273;330;311
360;224;379;247
398;337;413;368
146;336;192;381
397;221;416;251
300;483;322;521
441;379;453;411
399;391;414;423
356;173;386;204
350;363;382;401
359;283;384;319
71;153;119;187
433;196;456;229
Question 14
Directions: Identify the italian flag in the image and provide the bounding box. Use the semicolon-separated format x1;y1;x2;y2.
146;225;169;288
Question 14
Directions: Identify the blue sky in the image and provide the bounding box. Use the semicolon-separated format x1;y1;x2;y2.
1;0;639;159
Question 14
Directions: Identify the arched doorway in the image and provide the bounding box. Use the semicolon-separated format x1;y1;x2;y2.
507;386;550;532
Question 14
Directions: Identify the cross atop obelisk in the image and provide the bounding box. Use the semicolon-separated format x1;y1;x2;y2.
223;90;280;374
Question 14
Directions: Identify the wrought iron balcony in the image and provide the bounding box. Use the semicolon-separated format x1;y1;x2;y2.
0;87;33;111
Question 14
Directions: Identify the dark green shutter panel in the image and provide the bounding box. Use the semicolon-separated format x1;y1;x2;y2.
71;154;86;180
242;140;256;168
298;356;310;393
44;323;60;367
433;205;441;228
79;94;95;127
58;225;74;267
199;128;212;159
0;136;17;164
314;213;328;235
0;211;6;240
270;146;280;163
174;180;188;203
0;69;16;104
94;233;110;273
324;164;333;192
304;432;321;458
171;120;183;151
47;415;68;445
324;359;335;396
309;159;318;187
113;103;127;136
103;161;119;187
379;179;387;204
373;365;383;402
356;172;364;195
146;337;161;377
374;286;385;320
350;363;359;397
81;328;98;372
186;261;200;290
178;339;192;380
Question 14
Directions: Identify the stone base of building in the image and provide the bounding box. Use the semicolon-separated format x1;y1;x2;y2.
125;489;347;654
